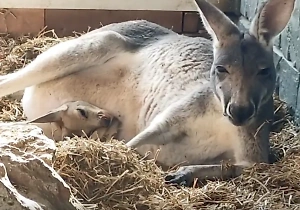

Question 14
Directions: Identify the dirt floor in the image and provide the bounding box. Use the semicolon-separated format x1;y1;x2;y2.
0;32;300;210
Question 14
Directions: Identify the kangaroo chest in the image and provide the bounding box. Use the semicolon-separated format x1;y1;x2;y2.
136;109;242;167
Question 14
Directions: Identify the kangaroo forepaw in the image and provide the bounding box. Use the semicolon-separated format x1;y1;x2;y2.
164;166;196;187
165;163;246;187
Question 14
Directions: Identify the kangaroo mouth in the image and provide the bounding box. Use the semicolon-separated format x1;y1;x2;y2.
223;112;255;126
228;116;248;126
87;129;97;137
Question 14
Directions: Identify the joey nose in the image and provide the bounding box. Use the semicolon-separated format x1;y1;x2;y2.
227;103;255;126
101;117;111;127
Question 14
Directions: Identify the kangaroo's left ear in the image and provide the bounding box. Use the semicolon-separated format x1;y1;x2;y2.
27;104;68;124
194;0;241;48
249;0;296;48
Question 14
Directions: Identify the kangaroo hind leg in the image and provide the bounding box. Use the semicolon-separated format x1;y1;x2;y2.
0;30;138;98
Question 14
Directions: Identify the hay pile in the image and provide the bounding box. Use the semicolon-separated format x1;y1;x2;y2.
0;33;300;210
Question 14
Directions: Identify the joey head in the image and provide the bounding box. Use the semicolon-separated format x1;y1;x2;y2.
27;101;120;141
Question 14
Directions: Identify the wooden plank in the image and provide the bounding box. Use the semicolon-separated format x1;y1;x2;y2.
182;12;199;33
210;0;241;15
45;10;183;37
0;9;44;36
1;0;198;11
0;0;241;14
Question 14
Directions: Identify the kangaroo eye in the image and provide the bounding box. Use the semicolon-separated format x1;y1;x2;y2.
216;66;229;74
258;68;270;76
77;108;88;119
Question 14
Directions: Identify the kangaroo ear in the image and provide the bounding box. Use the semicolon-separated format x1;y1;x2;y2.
249;0;296;48
194;0;240;47
27;104;68;124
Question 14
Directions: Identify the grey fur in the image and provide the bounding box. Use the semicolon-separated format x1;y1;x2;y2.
0;0;295;186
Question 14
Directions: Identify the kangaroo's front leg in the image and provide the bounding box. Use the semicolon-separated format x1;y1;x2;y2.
125;118;183;148
164;163;248;187
126;104;186;148
164;113;272;187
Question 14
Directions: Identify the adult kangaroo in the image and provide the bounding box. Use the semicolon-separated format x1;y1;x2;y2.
0;0;295;186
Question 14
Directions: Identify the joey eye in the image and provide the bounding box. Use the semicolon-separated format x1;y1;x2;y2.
216;66;229;74
77;108;88;119
258;68;270;76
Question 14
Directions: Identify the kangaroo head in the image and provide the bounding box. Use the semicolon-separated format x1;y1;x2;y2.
28;101;113;136
194;0;295;126
70;101;113;132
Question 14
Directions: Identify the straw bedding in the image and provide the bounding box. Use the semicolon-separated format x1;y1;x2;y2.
0;32;299;210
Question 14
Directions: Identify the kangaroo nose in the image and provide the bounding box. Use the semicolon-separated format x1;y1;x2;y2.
227;103;255;126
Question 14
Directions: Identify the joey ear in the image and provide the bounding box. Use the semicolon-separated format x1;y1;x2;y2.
27;104;68;124
194;0;240;47
249;0;296;48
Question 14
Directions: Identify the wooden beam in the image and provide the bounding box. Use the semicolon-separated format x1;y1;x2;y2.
1;0;198;11
45;10;183;37
0;0;241;14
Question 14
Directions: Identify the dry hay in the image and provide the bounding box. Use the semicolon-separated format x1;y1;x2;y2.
0;31;71;75
0;33;300;210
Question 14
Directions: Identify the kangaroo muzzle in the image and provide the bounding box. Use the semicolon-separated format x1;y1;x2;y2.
225;101;256;126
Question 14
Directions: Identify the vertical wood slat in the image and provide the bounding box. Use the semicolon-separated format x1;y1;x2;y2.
0;9;44;36
182;12;199;33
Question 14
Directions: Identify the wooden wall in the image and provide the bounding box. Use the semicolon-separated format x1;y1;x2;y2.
0;9;208;37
